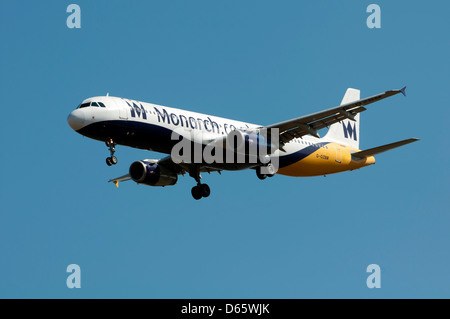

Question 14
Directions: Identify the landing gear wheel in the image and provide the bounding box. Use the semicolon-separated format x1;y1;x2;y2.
256;168;267;180
106;156;117;166
257;163;275;179
191;186;202;200
191;184;211;200
188;166;211;200
200;184;210;198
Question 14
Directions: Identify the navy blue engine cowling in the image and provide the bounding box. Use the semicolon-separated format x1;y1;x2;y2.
129;161;178;186
226;130;273;157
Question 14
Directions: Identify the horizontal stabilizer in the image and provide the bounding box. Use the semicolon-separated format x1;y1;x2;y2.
352;138;419;159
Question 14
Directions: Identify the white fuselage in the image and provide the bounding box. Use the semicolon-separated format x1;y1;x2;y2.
68;96;374;176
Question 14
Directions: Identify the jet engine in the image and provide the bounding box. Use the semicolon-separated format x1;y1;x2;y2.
225;129;273;159
129;160;178;186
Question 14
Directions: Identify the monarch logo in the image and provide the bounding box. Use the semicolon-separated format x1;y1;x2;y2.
343;122;357;141
124;99;147;120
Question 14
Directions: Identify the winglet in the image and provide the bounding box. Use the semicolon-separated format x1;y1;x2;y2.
113;180;119;188
400;86;407;97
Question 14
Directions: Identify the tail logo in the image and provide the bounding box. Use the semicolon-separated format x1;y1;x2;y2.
342;122;357;141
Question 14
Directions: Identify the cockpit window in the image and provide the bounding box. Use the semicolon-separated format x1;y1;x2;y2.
79;102;90;108
77;101;106;108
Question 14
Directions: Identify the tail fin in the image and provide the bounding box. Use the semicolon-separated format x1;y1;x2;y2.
324;88;360;149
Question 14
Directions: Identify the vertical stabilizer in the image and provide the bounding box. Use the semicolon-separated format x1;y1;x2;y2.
324;88;360;149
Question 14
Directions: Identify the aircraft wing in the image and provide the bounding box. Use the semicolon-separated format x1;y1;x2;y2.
263;87;406;146
157;156;222;175
108;155;222;187
108;174;131;187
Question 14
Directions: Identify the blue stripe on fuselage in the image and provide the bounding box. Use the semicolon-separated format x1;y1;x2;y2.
77;119;329;169
76;120;176;153
278;142;330;168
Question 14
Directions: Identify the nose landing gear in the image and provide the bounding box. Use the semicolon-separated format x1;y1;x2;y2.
105;138;118;166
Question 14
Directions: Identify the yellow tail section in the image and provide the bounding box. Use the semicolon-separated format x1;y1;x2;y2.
277;142;375;177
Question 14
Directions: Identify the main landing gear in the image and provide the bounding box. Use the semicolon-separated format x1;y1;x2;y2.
105;138;118;166
191;183;210;200
256;163;275;180
189;166;210;200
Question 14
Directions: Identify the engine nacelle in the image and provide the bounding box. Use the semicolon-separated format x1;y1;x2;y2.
225;130;272;158
129;160;178;187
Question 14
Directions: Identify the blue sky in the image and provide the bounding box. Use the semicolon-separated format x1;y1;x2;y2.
0;0;449;298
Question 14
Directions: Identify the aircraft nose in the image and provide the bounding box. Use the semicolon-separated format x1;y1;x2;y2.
67;109;86;131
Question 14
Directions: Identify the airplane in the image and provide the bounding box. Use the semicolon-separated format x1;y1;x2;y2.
67;87;418;199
